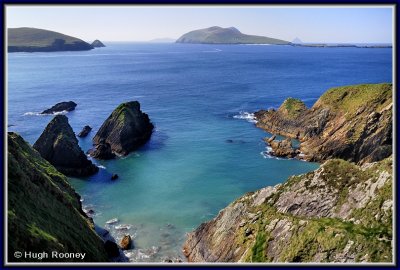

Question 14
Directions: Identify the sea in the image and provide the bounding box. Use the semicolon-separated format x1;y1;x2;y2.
7;43;392;262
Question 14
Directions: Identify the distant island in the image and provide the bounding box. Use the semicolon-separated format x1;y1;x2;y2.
8;27;94;52
92;39;106;48
176;26;290;45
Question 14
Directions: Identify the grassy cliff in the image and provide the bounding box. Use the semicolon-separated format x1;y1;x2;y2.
8;28;93;52
183;157;393;262
8;132;108;262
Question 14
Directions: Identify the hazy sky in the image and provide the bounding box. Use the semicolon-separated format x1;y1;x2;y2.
6;6;393;43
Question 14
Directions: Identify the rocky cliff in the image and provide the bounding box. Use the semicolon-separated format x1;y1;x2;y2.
254;83;392;164
8;132;108;262
91;101;153;159
183;156;393;262
33;115;98;177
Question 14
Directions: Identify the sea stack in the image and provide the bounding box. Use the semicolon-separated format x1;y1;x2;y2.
92;39;106;47
90;101;153;159
33;115;98;177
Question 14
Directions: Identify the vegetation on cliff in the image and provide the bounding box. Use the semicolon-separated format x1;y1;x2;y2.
255;83;392;164
8;27;93;52
33;115;98;177
8;132;108;262
183;157;393;262
176;26;289;45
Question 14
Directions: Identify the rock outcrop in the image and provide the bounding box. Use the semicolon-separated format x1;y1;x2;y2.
91;101;154;159
41;101;77;114
92;39;106;47
183;156;393;262
8;132;108;262
265;137;297;158
33;115;98;177
120;235;132;250
255;83;392;164
78;125;92;137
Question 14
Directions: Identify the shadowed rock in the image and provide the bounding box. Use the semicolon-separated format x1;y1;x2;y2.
78;125;92;138
92;39;106;47
41;101;77;114
33;115;98;177
90;101;154;159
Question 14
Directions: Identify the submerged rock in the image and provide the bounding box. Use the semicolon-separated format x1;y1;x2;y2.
78;125;92;137
33;115;98;177
91;101;154;159
120;235;132;250
111;174;119;180
41;101;77;114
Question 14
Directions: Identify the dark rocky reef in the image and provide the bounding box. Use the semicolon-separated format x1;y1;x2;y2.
183;156;393;262
8;28;93;52
91;101;154;159
41;101;77;114
8;132;109;262
33;115;98;177
92;39;106;47
78;125;92;137
255;83;392;164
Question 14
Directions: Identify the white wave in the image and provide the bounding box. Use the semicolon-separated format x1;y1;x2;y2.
202;48;222;53
98;165;106;169
106;218;119;224
23;110;69;116
233;111;258;123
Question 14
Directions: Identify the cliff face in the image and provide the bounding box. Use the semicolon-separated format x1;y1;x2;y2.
254;83;392;164
183;157;393;262
91;101;153;158
33;115;98;177
8;132;108;262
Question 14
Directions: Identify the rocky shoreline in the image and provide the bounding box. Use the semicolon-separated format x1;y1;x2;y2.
182;83;393;263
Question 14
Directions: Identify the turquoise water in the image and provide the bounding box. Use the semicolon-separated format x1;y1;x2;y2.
7;43;392;261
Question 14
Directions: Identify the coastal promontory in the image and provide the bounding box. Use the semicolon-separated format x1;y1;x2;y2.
8;132;108;262
33;115;98;177
176;26;289;45
255;83;392;164
8;27;93;52
90;101;154;159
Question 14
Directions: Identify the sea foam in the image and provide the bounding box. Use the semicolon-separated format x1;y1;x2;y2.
233;111;258;123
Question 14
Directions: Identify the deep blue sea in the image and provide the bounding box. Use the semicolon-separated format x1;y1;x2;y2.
7;43;392;261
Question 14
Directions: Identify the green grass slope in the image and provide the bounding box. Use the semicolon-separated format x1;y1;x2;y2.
176;26;289;44
8;27;93;52
7;132;108;262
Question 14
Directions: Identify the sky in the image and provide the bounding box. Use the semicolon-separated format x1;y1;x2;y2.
6;6;393;43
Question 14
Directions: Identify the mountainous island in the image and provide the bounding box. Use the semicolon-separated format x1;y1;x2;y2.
8;27;93;52
176;26;289;45
183;83;393;263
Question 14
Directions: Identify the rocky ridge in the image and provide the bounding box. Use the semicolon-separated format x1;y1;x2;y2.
8;132;109;262
183;156;393;262
33;115;98;176
90;101;153;159
254;83;392;164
